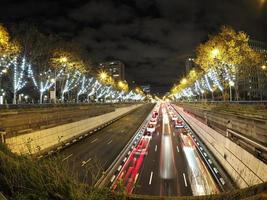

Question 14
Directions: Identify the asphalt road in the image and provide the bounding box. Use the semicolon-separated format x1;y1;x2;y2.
56;103;154;185
133;103;219;196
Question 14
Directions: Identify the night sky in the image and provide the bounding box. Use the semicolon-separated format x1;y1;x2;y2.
0;0;266;94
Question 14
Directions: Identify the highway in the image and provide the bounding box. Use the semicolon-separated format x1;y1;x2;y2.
112;103;220;196
56;104;154;185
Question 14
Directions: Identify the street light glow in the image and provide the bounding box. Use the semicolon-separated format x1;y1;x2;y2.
262;65;266;70
211;48;220;58
181;78;187;85
59;56;68;63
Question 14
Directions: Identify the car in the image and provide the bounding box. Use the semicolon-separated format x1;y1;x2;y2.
172;115;178;121
146;123;155;134
175;120;184;128
150;118;157;125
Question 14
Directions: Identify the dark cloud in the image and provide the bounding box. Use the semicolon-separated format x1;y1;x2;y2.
0;0;266;94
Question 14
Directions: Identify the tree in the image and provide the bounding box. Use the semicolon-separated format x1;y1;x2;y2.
50;45;89;102
10;23;59;103
195;26;264;100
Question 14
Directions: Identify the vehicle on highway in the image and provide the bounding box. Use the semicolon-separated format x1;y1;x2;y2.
152;111;158;118
146;123;155;134
175;119;184;128
171;115;178;121
149;117;157;125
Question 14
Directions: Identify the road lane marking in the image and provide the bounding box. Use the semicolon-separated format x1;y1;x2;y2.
149;171;154;185
62;154;73;161
81;158;92;166
208;159;212;164
110;175;116;182
176;146;179;152
155;145;157;152
183;173;188;187
117;165;122;171
107;140;112;144
213;167;219;173
220;178;225;185
123;157;127;162
91;138;98;144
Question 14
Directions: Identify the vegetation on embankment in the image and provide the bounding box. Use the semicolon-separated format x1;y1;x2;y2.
0;143;114;200
0;142;266;200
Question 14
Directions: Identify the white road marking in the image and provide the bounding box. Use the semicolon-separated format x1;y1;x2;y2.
117;165;122;171
91;138;98;144
213;167;219;173
208;159;212;164
110;175;116;182
62;154;73;161
176;146;180;152
149;171;154;185
81;158;92;166
204;152;207;157
123;157;127;162
65;142;70;146
155;145;157;152
183;173;188;187
107;140;113;144
220;177;225;185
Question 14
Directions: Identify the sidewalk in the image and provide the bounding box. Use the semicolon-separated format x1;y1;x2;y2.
6;104;142;155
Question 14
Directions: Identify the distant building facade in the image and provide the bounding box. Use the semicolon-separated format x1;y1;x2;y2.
99;61;125;81
237;40;267;100
185;57;196;74
141;85;151;94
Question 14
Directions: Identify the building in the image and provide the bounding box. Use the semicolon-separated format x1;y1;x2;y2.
99;61;125;81
237;40;267;100
141;85;151;94
185;57;196;74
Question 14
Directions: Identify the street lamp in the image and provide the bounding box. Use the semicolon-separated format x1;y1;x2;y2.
180;78;187;85
211;48;220;58
99;71;108;81
229;80;235;102
261;65;266;70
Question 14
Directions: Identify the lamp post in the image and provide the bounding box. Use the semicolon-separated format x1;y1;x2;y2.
229;80;235;102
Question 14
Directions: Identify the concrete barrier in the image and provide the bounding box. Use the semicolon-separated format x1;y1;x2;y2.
6;104;142;155
174;105;267;189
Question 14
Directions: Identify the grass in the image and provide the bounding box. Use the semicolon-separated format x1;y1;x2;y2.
0;143;266;200
0;143;115;200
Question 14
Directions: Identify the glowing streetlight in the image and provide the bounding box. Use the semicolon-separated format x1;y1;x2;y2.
59;56;68;63
99;71;108;81
261;65;266;70
211;48;220;58
180;78;187;85
50;78;56;83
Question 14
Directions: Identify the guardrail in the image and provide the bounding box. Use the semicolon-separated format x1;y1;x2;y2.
227;129;267;163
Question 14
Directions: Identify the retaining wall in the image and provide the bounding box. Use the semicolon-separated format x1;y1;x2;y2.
6;104;142;155
174;105;267;188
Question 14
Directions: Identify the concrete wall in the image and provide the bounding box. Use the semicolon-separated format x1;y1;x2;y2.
174;105;267;188
181;105;267;145
6;104;141;155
